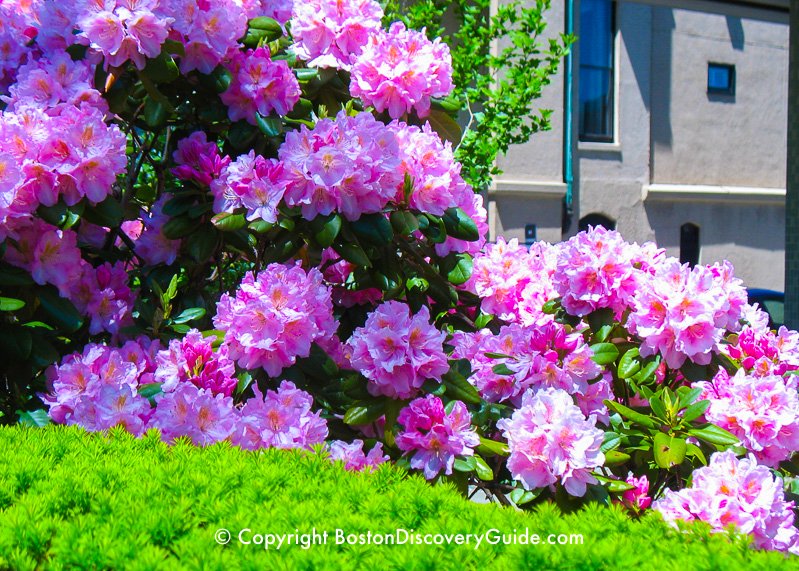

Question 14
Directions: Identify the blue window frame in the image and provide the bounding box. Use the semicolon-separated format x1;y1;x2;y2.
579;0;615;142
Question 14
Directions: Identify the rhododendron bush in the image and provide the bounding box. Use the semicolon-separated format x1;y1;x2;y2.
2;0;799;557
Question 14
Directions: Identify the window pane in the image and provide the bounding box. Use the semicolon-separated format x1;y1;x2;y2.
579;0;615;142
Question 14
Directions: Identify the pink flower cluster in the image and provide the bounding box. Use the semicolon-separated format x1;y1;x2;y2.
291;0;383;69
220;47;301;125
234;381;329;450
210;150;289;223
724;324;799;377
695;369;799;467
278;110;402;221
5;220;136;335
395;395;479;480
628;259;747;368
155;329;237;397
452;322;609;420
621;473;652;512
0;0;35;91
0;103;126;231
390;121;471;216
213;263;336;376
44;338;162;435
241;0;293;23
2;54;106;112
654;451;799;554
497;387;605;497
327;439;388;471
172;131;229;187
77;0;174;69
553;226;663;319
351;22;452;119
346;301;448;399
45;338;333;450
161;0;248;74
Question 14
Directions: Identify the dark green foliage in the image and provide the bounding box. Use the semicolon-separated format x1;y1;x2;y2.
0;426;795;570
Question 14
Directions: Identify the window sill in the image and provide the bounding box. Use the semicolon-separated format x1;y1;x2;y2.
578;141;621;153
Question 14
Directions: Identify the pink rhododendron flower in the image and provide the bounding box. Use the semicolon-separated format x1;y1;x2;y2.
0;1;35;91
172;131;229;187
77;1;174;69
351;22;453;119
466;237;534;323
150;382;239;446
155;329;237;397
161;0;248;73
654;451;799;554
553;225;663;319
233;381;328;450
279;110;402;220
346;301;448;399
220;47;301;125
723;324;799;377
389;121;471;215
44;340;159;429
395;395;479;480
327;439;388;471
210;150;289;223
454;322;606;417
628;258;747;368
497;387;605;497
291;0;383;69
621;473;651;512
213;263;336;375
695;369;799;467
79;261;136;336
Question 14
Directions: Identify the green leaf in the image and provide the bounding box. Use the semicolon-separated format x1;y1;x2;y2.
242;16;283;47
162;216;195;239
310;214;342;248
677;386;703;409
603;450;631;465
681;400;710;424
477;437;509;457
0;266;34;286
211;212;247;232
138;383;163;399
442;369;482;405
453;456;476;472
188;227;218;263
653;432;687;469
227;121;258;150
600;431;622;453
255;113;283;137
617;348;641;379
17;409;51;428
685;442;707;465
144;97;169;129
389;211;419;235
426;108;462;145
492;363;515;376
0;297;25;311
632;357;661;384
83;196;124;227
343;401;387;426
248;219;274;234
443;253;473;286
473;455;494;481
162;196;196;217
604;400;658;429
687;424;740;446
332;241;371;268
586;308;614;334
441;207;479;241
143;50;179;83
510;488;541;506
38;288;83;332
590;343;619;366
649;392;668;423
541;298;561;314
351;213;394;245
172;307;206;324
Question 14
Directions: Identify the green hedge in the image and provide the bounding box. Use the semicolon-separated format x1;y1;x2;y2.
0;426;796;570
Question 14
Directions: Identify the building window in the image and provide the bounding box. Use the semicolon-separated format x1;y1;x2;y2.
680;223;700;267
707;63;735;95
579;213;616;232
579;0;615;142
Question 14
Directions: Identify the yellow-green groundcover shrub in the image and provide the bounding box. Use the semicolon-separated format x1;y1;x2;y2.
0;425;796;571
